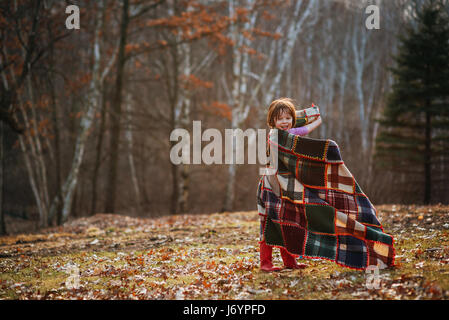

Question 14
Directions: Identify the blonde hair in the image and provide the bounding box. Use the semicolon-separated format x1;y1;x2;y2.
266;98;296;128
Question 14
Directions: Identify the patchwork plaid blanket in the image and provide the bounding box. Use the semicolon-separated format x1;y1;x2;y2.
294;105;320;128
257;129;395;270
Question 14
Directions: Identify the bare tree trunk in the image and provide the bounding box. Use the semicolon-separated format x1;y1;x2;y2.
177;41;193;214
0;53;7;235
222;0;316;212
125;94;142;212
1;49;49;227
56;0;109;222
91;82;107;215
105;0;129;213
305;32;314;104
2;1;53;228
264;0;315;105
17;125;45;225
367;105;381;187
165;13;181;215
337;30;350;142
164;1;213;214
424;107;432;204
223;146;237;212
178;162;189;213
72;186;79;218
48;66;63;226
59;87;100;221
351;22;374;154
0;122;5;235
78;170;85;217
26;73;50;227
139;139;151;211
222;0;254;212
160;30;181;215
89;1;119;215
170;151;179;215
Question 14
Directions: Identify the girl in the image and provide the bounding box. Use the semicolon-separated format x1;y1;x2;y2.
266;97;322;137
260;97;322;272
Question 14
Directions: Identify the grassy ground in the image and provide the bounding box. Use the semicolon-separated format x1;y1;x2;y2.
0;204;448;300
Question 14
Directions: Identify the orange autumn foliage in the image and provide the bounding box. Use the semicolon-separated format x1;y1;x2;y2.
203;101;232;120
65;72;92;94
238;45;258;56
252;28;283;40
143;3;232;55
125;43;142;54
180;74;213;90
262;10;276;21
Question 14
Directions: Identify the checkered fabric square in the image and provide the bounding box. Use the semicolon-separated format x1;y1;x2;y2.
295;117;307;128
277;157;289;174
293;136;326;159
284;131;296;150
277;152;297;175
281;224;307;255
273;128;287;146
281;201;307;227
326;163;354;193
366;241;395;269
298;158;326;187
327;189;358;220
269;128;295;150
366;226;393;245
325;140;342;162
264;190;281;220
356;195;381;226
305;204;335;234
355;181;364;194
304;188;327;205
277;174;303;201
258;129;395;270
305;232;337;260
337;236;368;269
335;210;366;238
264;217;284;247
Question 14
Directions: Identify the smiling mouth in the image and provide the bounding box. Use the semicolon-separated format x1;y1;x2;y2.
280;125;289;130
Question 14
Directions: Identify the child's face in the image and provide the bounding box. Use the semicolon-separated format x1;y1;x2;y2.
274;110;293;131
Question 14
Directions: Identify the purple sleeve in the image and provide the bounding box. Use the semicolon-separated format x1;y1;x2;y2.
288;126;308;136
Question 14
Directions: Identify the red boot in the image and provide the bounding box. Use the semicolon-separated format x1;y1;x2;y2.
260;241;281;272
280;247;307;269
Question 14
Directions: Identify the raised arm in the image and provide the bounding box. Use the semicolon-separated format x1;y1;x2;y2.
288;115;322;136
304;115;322;133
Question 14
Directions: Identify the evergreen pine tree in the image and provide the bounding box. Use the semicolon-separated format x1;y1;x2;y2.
375;1;449;204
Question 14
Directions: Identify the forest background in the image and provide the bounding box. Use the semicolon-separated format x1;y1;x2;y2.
1;0;448;234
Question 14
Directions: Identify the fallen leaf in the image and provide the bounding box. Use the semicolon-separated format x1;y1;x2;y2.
414;261;425;268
